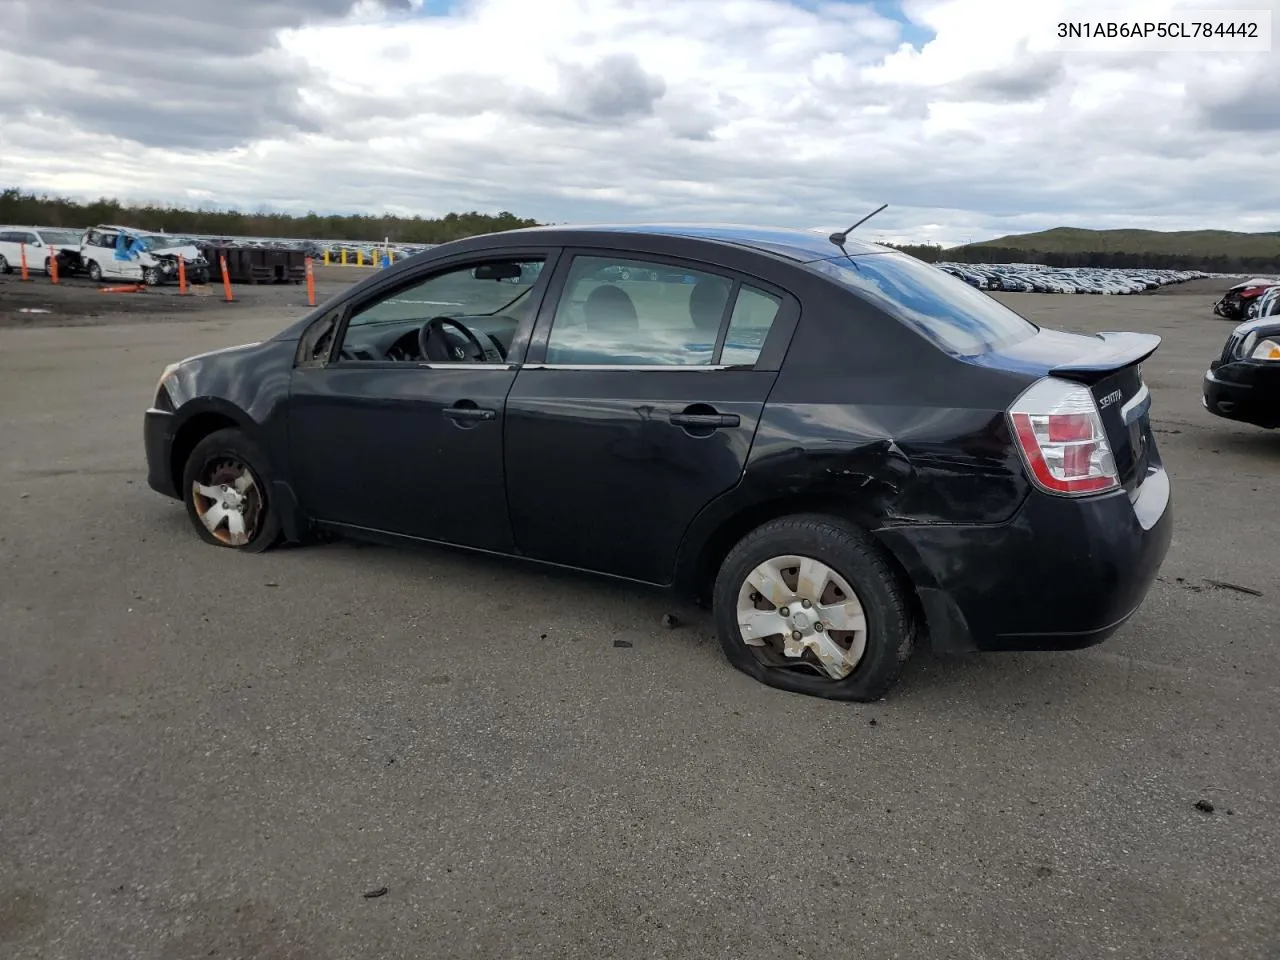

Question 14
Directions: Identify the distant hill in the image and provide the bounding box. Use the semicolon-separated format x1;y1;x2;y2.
950;226;1280;259
907;226;1280;272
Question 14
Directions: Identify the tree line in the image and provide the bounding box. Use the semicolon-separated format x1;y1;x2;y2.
0;188;539;244
4;187;1274;270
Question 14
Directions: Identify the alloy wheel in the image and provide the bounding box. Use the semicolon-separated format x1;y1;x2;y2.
191;458;266;547
736;554;868;679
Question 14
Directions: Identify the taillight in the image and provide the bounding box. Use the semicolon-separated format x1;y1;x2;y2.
1008;377;1119;496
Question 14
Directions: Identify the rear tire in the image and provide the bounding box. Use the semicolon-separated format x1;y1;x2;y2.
181;428;282;553
712;514;917;702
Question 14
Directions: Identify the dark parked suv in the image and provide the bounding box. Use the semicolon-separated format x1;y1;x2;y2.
144;224;1173;701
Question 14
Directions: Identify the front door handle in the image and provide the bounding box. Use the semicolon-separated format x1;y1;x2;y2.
669;411;740;429
444;403;496;422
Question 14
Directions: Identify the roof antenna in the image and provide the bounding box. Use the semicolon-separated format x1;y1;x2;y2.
829;203;888;250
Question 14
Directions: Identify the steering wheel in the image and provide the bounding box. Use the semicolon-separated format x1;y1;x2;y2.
418;316;503;363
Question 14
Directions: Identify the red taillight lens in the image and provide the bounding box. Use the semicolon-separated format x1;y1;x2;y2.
1009;378;1119;496
1046;413;1092;442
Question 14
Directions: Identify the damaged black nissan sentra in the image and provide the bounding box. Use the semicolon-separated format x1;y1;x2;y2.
144;224;1172;701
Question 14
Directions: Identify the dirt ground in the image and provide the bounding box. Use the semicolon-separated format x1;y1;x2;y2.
0;264;379;327
2;267;1277;960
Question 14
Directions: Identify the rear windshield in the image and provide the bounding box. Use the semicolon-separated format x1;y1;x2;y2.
810;252;1039;355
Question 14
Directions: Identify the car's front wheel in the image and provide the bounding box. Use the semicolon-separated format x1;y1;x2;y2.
713;515;916;701
181;428;281;553
86;260;102;281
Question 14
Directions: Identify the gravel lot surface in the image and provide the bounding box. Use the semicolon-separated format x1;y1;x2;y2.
1;271;1276;959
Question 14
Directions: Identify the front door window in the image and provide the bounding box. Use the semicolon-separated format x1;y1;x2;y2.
337;258;546;364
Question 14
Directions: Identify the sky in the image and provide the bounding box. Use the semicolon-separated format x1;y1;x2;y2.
0;0;1276;246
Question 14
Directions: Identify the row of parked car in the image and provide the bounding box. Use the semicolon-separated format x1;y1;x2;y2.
184;236;436;265
938;262;1211;294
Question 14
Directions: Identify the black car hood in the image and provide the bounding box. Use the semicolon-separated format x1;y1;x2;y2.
177;341;265;372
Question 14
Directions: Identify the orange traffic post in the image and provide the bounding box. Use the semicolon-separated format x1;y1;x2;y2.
219;255;235;303
19;242;30;281
304;256;316;307
177;255;187;295
48;248;59;285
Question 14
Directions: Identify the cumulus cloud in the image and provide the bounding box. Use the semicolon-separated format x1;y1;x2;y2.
0;0;1275;244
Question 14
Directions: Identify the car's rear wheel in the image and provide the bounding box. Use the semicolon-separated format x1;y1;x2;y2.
181;428;281;553
712;515;916;701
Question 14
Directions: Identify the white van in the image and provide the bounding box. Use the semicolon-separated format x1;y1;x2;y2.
0;225;85;275
79;225;210;285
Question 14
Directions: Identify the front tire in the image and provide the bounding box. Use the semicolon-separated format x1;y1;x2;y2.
181;428;281;553
712;514;917;702
0;254;9;274
143;266;161;286
87;260;102;281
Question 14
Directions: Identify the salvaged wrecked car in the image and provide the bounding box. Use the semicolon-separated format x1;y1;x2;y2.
79;225;210;285
1213;277;1279;321
144;224;1173;701
1204;315;1280;429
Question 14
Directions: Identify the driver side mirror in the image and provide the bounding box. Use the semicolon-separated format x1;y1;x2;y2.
472;262;523;281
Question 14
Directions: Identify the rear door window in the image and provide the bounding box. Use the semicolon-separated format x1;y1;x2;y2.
540;255;784;368
721;286;782;366
810;252;1039;355
544;255;733;366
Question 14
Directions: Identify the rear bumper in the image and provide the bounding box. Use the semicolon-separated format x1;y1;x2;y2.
1203;366;1276;428
145;408;180;499
877;466;1173;654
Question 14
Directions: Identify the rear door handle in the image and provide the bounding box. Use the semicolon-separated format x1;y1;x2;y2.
669;412;740;428
444;404;496;422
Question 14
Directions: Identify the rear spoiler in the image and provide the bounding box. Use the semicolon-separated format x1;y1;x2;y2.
1049;331;1161;380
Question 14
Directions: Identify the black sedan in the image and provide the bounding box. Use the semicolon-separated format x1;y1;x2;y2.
1204;316;1280;428
144;224;1173;701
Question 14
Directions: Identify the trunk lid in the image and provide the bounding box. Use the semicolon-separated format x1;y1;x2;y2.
976;329;1160;493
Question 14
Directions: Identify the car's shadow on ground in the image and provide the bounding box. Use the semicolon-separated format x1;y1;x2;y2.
305;532;1133;706
145;503;1134;711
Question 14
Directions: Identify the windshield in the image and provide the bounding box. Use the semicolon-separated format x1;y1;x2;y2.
141;234;193;250
41;229;82;245
810;251;1039;355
